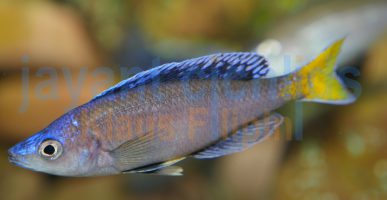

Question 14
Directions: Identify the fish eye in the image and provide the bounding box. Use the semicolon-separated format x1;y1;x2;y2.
39;140;63;160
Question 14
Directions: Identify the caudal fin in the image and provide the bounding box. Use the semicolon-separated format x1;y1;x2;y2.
297;38;356;105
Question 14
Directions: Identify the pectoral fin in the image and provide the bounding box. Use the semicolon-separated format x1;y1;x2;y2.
111;131;158;168
111;131;186;176
192;113;283;159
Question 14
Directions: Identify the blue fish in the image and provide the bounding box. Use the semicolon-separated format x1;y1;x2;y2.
8;39;355;176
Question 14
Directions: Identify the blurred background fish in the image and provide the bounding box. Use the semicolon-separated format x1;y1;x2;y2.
0;0;386;200
255;0;387;76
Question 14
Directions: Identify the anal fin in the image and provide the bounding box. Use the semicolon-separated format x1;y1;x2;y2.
192;113;283;159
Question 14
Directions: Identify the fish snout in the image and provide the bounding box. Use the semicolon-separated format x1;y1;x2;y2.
8;146;19;164
8;145;32;169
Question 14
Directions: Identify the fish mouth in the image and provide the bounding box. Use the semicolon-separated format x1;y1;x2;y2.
8;148;33;170
8;149;22;166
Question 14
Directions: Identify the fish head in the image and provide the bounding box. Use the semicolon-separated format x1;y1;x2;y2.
8;115;102;176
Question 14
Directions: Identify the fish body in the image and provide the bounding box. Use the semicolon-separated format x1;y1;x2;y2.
8;39;355;176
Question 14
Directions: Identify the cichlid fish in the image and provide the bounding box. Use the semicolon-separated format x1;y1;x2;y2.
8;39;355;177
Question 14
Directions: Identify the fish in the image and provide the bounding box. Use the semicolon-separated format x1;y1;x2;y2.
8;39;355;177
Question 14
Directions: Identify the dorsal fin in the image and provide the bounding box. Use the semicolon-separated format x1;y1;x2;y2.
93;52;269;100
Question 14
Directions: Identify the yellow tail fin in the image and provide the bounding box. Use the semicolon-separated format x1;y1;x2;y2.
297;38;356;104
